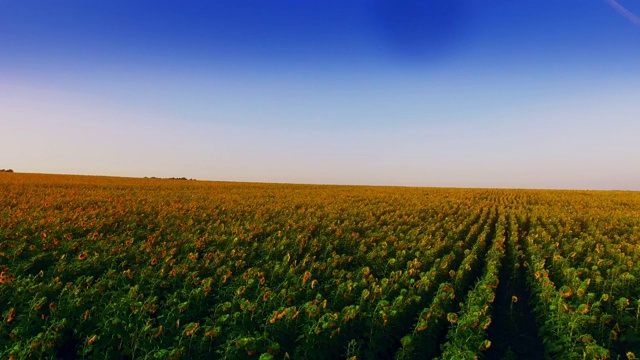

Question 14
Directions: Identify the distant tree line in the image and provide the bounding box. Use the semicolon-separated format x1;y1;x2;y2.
0;169;14;173
144;176;196;181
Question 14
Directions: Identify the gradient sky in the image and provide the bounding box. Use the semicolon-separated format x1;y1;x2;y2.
1;0;640;190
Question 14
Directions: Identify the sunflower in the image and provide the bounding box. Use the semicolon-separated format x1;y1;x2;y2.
479;340;491;351
578;304;589;315
6;308;16;323
184;323;199;336
204;327;219;338
306;305;320;318
446;312;458;323
302;271;312;284
87;335;97;346
559;286;572;298
77;252;88;261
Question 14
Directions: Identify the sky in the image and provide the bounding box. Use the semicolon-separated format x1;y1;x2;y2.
1;0;640;190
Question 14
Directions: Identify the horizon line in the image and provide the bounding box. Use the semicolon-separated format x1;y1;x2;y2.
3;171;638;193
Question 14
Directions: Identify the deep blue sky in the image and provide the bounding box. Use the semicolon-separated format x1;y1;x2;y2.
2;0;640;189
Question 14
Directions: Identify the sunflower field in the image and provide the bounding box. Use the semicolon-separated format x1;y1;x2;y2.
1;173;639;359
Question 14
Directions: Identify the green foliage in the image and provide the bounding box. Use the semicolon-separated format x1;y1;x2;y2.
0;174;639;359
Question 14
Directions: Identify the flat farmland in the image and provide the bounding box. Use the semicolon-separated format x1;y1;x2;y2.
1;173;639;359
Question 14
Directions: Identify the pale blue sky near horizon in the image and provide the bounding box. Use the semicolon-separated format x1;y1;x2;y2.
1;0;640;190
